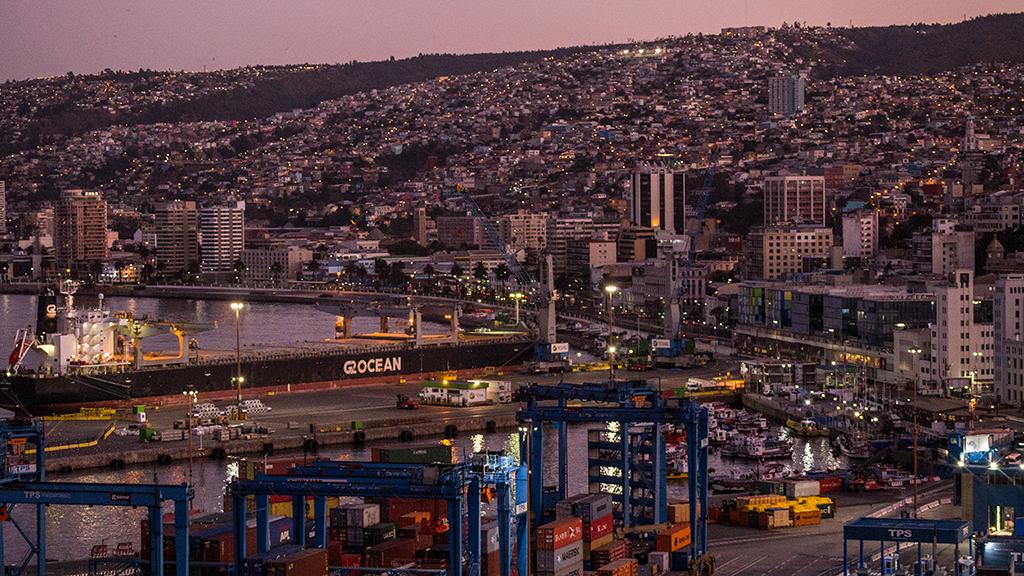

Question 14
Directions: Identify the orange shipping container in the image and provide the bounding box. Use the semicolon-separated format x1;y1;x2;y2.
655;524;691;552
536;518;583;550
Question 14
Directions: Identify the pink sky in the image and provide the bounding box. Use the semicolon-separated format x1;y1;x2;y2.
2;0;1021;81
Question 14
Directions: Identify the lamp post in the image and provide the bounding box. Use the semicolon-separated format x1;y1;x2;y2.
510;292;524;325
605;285;618;380
907;346;922;517
183;387;197;507
230;302;245;420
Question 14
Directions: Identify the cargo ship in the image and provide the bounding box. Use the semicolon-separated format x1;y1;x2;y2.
4;283;535;410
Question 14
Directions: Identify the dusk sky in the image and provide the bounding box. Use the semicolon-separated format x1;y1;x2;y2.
2;0;1021;81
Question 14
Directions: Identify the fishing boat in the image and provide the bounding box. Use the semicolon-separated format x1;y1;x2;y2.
786;418;829;437
720;436;793;460
837;434;873;459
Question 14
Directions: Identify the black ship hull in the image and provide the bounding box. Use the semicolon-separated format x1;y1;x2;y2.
6;340;535;410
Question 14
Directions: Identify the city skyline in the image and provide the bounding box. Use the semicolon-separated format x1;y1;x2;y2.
2;0;1022;81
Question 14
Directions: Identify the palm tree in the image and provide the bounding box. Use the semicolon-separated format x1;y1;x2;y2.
494;263;510;290
450;262;464;278
473;262;489;282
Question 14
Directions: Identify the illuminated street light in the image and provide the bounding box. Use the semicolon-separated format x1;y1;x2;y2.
230;302;245;419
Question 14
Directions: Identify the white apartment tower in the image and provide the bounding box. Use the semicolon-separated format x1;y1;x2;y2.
929;269;992;395
841;209;879;259
763;175;827;227
768;75;805;115
199;202;245;274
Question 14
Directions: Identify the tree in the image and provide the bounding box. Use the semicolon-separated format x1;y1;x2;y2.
387;261;406;286
450;262;464;278
494;263;511;289
473;262;489;282
269;262;284;286
423;264;436;278
232;260;247;284
373;258;390;281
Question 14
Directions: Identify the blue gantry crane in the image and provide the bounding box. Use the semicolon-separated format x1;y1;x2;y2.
230;457;529;576
0;419;191;576
516;381;711;571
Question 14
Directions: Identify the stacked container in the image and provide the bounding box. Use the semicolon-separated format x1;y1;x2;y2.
655;524;691;553
264;548;328;576
480;520;501;576
596;558;638;576
589;539;629;570
782;479;821;499
536;517;584;576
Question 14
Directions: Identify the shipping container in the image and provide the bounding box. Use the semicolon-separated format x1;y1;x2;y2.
817;476;843;493
585;514;614;542
783;479;821;499
345;503;382;528
667;502;690;524
648;551;669;575
364;522;397;546
655;524;691;552
371;445;457;465
589;539;629;570
583;533;614;561
365;536;429;568
596;558;638;576
264;548;328;576
536;518;583;550
536;540;584;572
481;520;500;553
534;563;584;576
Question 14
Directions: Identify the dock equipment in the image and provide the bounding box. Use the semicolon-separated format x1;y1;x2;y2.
229;458;529;576
516;381;711;568
0;418;191;576
842;517;973;576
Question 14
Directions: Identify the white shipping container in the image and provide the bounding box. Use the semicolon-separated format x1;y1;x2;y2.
648;551;670;575
784;479;820;498
346;503;381;527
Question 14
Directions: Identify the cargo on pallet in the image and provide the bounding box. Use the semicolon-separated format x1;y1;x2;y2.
783;479;821;499
372;445;457;465
536;517;583;550
596;557;638;576
537;540;584;573
655;524;691;553
265;548;329;576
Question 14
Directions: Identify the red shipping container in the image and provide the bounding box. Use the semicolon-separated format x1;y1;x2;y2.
536;518;583;550
265;548;328;576
817;476;843;493
585;514;613;542
327;541;346;566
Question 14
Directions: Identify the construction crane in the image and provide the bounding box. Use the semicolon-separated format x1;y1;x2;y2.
688;149;720;261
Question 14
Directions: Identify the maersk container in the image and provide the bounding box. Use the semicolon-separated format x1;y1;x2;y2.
536;540;584;573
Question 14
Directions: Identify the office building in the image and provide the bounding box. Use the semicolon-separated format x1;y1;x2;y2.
617;226;657;263
931;226;975;277
241;244;313;284
995;275;1024;406
412;205;429;246
153;200;199;275
628;165;685;236
436;216;482;249
768;74;805;115
55;189;108;270
841;209;879;259
199;202;245;274
764;175;828;226
744;225;833;280
566;231;616;289
927;270;992;394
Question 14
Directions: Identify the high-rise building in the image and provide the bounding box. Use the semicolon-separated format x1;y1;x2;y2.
55;189;108;270
931;226;975;276
153;200;199;275
763;175;828;227
744;225;833;280
628;165;685;236
412;205;429;246
0;180;6;235
199;202;245;274
497;210;549;254
841;209;879;259
995;274;1024;405
768;74;805;115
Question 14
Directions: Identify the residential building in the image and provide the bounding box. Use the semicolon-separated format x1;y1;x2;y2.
412;205;429;246
744;225;833;280
566;231;616;288
199;202;245;274
768;74;805;115
927;270;992;395
841;209;879;259
497;209;548;254
153;200;198;275
617;226;657;263
995;275;1024;406
55;189;108;270
763;175;828;226
628;164;686;237
931;226;975;277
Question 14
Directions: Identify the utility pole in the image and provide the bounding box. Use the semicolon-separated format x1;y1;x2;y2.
230;302;245;420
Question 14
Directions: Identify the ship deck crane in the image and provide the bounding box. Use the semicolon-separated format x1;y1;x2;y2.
516;381;712;573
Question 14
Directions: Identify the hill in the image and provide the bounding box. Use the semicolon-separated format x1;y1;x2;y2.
828;13;1024;76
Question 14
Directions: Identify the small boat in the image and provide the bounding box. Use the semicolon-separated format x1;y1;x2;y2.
786;418;829;437
837;434;873;459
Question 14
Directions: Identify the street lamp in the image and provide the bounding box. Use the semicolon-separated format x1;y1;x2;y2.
230;302;245;419
605;285;618;379
510;292;524;325
907;346;922;517
182;387;197;505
